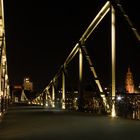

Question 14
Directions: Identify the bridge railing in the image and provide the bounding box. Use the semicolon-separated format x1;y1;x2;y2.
115;94;140;120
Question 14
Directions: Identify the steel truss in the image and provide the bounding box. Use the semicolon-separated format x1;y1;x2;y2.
0;0;10;116
38;1;139;115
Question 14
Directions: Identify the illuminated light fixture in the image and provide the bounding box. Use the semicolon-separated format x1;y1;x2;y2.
117;96;122;101
101;94;105;98
45;102;48;107
51;100;55;108
62;102;65;109
52;103;55;108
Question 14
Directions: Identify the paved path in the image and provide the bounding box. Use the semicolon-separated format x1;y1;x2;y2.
0;104;140;140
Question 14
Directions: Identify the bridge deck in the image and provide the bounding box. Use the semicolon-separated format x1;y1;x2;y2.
0;103;140;140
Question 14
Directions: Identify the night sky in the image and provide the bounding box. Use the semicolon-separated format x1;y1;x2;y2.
3;0;140;93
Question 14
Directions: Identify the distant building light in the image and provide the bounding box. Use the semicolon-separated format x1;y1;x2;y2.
74;91;78;94
13;85;22;89
23;77;33;91
25;78;29;81
117;96;122;101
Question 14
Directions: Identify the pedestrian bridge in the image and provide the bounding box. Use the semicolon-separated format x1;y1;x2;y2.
0;1;140;120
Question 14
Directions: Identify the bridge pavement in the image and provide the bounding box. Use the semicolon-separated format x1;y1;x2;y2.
0;104;140;140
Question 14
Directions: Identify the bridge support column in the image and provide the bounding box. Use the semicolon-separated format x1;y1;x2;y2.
43;91;46;107
62;71;65;109
52;83;55;108
45;90;50;107
111;5;116;117
78;47;83;111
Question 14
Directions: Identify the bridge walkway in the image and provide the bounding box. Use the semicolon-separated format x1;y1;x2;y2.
0;103;140;140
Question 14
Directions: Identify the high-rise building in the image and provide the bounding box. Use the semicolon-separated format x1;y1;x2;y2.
23;77;33;91
125;67;135;93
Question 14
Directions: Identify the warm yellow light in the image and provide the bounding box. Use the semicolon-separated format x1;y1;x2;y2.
52;104;55;108
111;103;116;117
62;102;65;109
45;102;48;107
50;100;55;108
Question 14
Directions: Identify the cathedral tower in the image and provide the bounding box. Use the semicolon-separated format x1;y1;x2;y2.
125;67;135;93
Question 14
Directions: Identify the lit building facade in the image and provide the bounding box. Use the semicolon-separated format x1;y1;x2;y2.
23;77;33;91
125;67;135;93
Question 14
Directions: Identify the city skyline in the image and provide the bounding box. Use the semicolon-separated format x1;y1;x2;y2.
3;0;140;92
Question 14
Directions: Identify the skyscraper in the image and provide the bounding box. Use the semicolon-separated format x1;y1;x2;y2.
125;67;135;93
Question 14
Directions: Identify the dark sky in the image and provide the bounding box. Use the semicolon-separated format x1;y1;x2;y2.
3;0;140;93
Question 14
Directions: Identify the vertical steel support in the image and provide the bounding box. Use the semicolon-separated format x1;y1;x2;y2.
45;90;49;107
62;71;65;109
0;0;3;98
78;47;83;110
111;5;116;117
79;48;83;86
42;91;46;106
52;83;55;108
